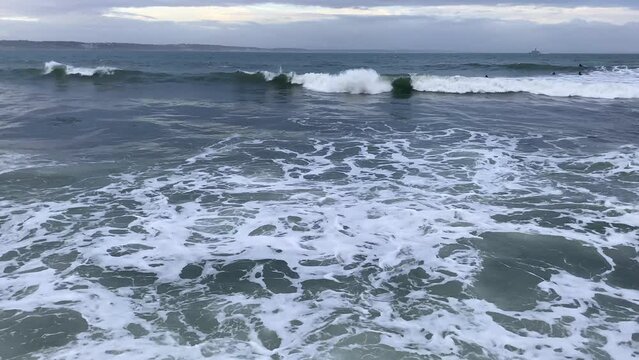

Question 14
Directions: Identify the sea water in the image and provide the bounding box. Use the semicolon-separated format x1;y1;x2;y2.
0;51;638;359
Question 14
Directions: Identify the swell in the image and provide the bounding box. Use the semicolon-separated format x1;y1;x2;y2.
2;61;639;99
0;66;155;82
230;69;639;99
0;63;297;85
210;68;639;99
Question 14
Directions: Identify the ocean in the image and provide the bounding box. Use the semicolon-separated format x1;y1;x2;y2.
0;50;638;359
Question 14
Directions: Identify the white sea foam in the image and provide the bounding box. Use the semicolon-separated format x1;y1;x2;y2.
258;70;284;81
1;129;638;359
0;151;53;175
290;68;392;94
254;68;393;94
43;61;117;76
411;67;639;99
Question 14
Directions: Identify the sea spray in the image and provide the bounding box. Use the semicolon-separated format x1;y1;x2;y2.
290;68;392;94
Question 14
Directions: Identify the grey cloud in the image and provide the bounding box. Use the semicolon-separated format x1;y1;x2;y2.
220;17;639;53
3;0;639;16
2;10;638;53
1;0;638;52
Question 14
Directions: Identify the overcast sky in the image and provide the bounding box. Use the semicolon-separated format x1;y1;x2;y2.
1;1;638;52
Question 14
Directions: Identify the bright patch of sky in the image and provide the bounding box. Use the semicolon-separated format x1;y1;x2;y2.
104;4;639;26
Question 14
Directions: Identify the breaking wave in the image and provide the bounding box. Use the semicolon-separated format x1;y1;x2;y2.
5;62;639;99
410;70;639;99
290;69;392;94
255;67;639;99
43;61;118;77
244;69;392;94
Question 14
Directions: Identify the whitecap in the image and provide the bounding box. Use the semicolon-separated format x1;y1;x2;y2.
43;61;117;77
411;67;639;99
290;68;392;94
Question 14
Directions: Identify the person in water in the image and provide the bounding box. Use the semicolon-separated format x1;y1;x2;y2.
579;71;583;75
552;72;556;75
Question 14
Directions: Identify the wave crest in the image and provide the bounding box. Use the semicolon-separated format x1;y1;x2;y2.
44;61;117;77
243;68;392;94
30;62;639;99
290;69;392;94
411;70;639;99
246;67;639;98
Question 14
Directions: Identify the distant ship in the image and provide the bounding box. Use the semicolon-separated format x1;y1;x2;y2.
529;48;542;55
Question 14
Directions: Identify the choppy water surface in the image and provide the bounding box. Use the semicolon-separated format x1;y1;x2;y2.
0;51;638;359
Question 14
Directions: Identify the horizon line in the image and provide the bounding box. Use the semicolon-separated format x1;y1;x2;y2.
1;39;638;55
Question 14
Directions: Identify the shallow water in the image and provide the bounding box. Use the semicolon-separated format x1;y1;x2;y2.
0;51;638;359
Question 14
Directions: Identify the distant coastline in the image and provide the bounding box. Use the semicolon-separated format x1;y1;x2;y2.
1;40;637;54
0;40;452;53
0;40;303;52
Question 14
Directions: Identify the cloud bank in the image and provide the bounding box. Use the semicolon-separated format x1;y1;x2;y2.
103;4;639;26
1;1;639;52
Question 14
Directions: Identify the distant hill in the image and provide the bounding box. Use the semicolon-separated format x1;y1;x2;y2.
0;40;304;52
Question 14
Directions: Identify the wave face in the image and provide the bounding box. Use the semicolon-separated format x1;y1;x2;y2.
43;61;118;77
10;61;639;99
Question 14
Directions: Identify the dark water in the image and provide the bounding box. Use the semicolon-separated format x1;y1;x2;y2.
1;51;638;359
